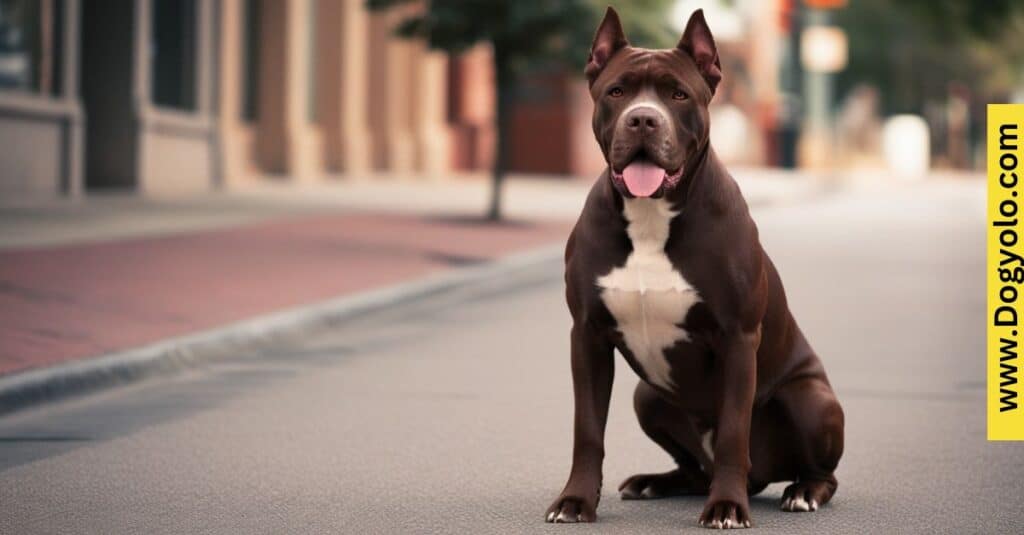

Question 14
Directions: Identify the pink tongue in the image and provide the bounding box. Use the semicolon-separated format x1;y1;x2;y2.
622;160;665;197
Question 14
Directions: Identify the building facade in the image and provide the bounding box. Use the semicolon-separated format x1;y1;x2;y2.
0;0;495;199
0;0;787;200
0;0;83;197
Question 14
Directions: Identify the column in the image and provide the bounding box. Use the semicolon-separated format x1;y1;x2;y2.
317;0;371;174
216;0;248;185
367;9;415;173
63;0;84;197
409;43;450;175
256;0;321;179
447;45;495;172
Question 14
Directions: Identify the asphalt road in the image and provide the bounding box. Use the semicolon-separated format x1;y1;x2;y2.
2;178;1016;534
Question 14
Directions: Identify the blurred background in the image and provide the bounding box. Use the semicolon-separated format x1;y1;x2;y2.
0;0;1019;202
0;2;1020;532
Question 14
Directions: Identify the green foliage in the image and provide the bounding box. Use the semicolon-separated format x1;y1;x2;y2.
897;0;1024;41
574;1;681;60
834;0;1024;115
362;0;686;220
365;0;678;78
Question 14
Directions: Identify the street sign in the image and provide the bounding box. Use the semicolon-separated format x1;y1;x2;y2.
803;0;847;8
800;25;848;73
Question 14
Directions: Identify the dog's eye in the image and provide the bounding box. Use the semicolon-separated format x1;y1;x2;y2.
672;89;688;100
608;87;624;98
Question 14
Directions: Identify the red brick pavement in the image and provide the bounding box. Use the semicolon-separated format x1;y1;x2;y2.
0;212;571;376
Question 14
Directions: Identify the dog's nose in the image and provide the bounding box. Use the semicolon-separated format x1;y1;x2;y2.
624;107;664;135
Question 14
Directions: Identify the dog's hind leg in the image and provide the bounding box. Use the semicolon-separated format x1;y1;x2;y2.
772;373;844;512
619;381;712;499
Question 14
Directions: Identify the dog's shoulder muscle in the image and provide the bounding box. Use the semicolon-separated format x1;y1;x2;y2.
565;172;628;325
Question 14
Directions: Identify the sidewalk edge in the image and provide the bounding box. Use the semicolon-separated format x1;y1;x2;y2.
0;244;564;417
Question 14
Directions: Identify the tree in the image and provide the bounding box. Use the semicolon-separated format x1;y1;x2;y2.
833;0;1024;163
366;0;675;221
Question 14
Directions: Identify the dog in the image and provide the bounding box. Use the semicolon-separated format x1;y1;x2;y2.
544;8;844;529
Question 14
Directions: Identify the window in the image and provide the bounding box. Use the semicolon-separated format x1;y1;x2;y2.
151;0;196;110
0;0;63;95
306;0;317;123
241;0;260;121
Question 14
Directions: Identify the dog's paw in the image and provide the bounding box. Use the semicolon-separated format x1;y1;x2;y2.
780;480;831;512
699;498;751;529
545;496;596;523
619;469;709;499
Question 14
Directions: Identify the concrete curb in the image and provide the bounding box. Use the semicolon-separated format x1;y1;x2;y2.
0;244;564;417
0;179;831;418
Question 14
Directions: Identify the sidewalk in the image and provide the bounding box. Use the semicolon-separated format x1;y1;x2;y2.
0;172;824;384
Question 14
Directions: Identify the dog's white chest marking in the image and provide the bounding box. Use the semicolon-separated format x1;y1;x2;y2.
597;198;700;391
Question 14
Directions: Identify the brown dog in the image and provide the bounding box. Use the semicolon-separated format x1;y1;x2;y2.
544;8;844;529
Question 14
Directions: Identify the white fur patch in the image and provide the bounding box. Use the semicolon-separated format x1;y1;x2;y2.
781;496;817;512
597;198;700;391
620;91;674;135
701;430;715;463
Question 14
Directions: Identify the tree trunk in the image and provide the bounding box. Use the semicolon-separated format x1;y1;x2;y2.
487;48;512;221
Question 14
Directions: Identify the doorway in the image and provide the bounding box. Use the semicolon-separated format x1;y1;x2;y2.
80;0;136;191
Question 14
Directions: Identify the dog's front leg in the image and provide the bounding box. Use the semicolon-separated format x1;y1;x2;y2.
545;323;614;523
700;328;759;529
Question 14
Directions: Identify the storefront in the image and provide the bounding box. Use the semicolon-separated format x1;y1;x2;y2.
0;0;490;200
0;0;82;197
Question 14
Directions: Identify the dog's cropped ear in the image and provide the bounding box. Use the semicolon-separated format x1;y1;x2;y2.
585;7;629;84
678;9;722;94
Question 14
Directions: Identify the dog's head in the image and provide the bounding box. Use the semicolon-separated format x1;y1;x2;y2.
586;8;721;198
